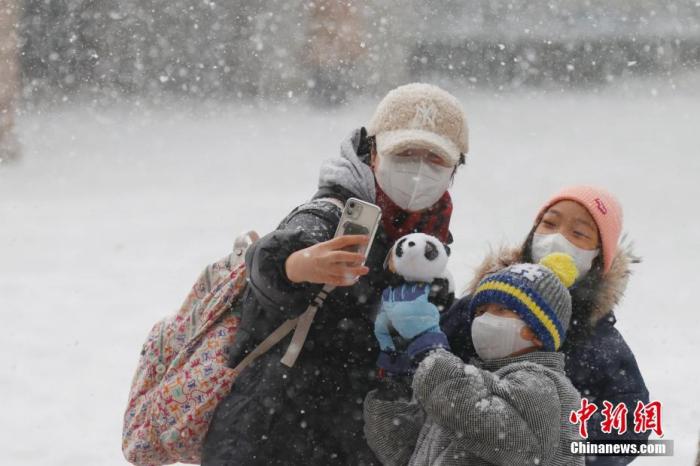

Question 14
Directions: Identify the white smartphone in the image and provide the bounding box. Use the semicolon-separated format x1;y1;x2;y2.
334;197;382;262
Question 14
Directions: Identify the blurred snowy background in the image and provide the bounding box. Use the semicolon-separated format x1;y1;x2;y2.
13;0;700;104
1;1;699;465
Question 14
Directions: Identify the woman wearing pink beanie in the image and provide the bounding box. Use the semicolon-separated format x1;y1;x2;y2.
442;185;649;466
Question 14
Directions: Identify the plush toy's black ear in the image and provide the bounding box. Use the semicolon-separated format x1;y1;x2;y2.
444;244;451;257
395;237;408;258
424;240;439;261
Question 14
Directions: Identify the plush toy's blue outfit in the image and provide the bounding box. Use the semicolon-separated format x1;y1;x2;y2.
374;282;448;376
375;283;441;350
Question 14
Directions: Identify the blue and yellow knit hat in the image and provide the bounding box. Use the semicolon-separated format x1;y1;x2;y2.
468;253;578;351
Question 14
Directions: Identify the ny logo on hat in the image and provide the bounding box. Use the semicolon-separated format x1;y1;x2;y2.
410;101;439;129
509;264;545;282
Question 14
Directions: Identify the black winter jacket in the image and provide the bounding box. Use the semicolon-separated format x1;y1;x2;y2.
202;188;391;465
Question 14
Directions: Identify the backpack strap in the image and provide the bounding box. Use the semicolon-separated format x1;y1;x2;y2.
280;283;335;367
230;318;299;375
233;230;260;263
280;197;343;367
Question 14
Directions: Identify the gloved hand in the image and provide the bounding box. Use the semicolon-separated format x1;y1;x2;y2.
381;283;441;341
374;283;448;378
376;349;413;378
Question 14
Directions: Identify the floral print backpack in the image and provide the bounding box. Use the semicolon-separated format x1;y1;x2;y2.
122;232;257;465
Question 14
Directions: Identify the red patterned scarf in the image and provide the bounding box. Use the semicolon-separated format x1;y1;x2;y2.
374;183;453;244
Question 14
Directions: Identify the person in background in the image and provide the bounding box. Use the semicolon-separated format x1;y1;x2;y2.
305;0;365;106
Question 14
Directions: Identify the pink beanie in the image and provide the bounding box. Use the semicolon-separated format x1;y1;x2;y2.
535;185;623;274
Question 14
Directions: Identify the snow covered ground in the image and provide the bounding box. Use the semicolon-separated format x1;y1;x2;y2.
1;80;698;465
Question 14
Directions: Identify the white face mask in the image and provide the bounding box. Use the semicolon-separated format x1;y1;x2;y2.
471;312;534;360
531;232;600;279
375;154;453;212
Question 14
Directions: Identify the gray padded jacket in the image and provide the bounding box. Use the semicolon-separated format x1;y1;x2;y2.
364;349;584;466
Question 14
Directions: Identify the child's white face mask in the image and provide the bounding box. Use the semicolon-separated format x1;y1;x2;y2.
471;312;534;360
531;232;599;279
375;154;453;212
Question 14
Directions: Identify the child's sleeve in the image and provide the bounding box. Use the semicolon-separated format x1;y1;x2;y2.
412;349;561;466
363;380;425;466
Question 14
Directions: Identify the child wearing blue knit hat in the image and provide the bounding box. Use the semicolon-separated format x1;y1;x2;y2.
364;253;585;466
467;251;577;359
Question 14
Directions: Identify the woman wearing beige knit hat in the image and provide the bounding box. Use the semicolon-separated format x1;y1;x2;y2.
287;82;469;285
203;83;469;465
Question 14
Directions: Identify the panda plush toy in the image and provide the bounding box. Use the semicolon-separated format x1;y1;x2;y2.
374;233;454;358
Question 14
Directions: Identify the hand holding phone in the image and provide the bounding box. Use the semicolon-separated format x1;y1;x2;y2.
285;198;381;287
285;235;370;286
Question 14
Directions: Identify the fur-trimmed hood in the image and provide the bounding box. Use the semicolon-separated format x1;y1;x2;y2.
466;243;640;325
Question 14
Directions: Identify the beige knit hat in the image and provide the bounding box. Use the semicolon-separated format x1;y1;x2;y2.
367;83;469;166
